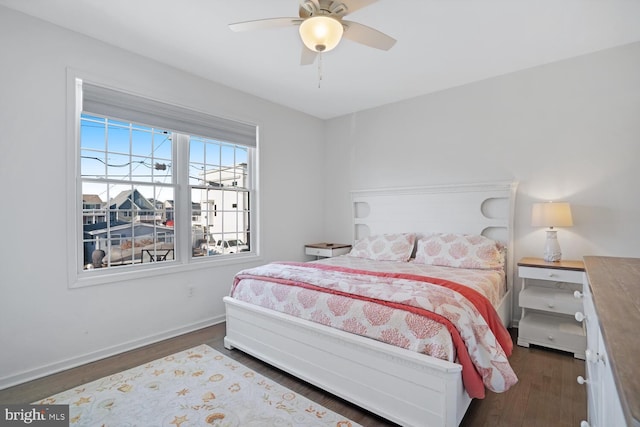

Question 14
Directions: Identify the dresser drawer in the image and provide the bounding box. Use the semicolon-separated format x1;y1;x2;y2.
519;266;584;283
519;312;586;358
520;286;582;316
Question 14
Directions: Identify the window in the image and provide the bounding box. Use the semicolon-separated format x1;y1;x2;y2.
75;78;257;279
189;136;250;258
80;114;175;269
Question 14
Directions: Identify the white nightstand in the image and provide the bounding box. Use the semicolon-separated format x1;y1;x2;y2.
517;257;586;359
305;243;351;258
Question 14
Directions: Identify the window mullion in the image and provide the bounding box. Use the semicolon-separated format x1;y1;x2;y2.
175;133;191;263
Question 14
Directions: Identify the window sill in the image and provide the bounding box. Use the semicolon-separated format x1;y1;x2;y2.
70;252;262;289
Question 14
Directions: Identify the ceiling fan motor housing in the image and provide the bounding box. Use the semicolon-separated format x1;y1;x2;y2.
301;0;349;17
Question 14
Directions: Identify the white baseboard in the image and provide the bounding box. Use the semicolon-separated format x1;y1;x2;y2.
0;315;224;391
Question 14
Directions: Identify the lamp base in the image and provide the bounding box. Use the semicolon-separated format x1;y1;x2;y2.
543;229;562;262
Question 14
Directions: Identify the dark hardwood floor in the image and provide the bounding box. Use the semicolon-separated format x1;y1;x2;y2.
0;325;586;426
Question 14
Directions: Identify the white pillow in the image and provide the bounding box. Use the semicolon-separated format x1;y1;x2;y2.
348;233;416;262
413;233;504;270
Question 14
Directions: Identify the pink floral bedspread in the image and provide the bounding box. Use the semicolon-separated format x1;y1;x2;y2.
230;258;517;398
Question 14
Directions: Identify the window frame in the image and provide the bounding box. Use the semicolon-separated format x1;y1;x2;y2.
67;70;260;288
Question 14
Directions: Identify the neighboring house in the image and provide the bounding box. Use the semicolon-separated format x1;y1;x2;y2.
84;190;176;266
108;189;160;223
82;194;106;225
163;200;175;224
194;163;249;245
192;202;202;223
83;221;175;266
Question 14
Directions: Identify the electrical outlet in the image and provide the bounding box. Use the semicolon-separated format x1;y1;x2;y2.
188;285;195;298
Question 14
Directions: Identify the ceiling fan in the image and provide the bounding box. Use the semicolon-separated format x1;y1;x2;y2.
229;0;396;65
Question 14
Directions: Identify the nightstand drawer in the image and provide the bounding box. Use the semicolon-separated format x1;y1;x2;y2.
519;312;586;358
520;286;582;316
519;266;583;284
306;246;332;257
305;244;351;258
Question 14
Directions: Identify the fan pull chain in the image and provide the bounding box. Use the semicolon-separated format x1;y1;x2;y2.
317;53;323;88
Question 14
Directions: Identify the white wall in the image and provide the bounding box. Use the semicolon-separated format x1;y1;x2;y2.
323;41;640;320
0;8;325;388
2;5;639;388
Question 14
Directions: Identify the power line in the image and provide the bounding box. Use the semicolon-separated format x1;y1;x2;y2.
81;155;169;170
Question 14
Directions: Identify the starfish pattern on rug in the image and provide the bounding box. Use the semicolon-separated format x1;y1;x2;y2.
34;345;360;427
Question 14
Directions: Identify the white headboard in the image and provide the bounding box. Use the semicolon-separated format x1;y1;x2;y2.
351;181;518;291
351;181;517;242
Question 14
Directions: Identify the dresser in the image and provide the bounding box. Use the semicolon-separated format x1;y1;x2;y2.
581;256;640;427
517;257;586;359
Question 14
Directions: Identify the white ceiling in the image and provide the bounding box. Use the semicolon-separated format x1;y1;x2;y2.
2;0;640;119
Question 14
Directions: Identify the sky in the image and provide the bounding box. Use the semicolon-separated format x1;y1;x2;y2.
80;114;247;205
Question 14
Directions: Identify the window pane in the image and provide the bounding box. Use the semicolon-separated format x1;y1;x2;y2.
131;126;153;157
129;155;153;182
189;137;251;258
221;144;235;167
206;141;221;166
81;182;107;228
80;115;106;151
81;149;106;179
189;138;205;165
107;122;130;155
153;131;172;160
106;153;132;180
80;114;176;272
235;146;248;166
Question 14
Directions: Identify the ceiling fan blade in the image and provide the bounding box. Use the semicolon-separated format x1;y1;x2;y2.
342;20;396;50
338;0;378;16
300;46;318;65
229;17;302;32
299;0;319;18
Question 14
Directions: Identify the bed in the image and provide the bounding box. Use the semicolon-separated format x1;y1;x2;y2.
223;181;518;426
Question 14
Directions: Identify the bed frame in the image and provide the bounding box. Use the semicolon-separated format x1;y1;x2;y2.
224;181;518;426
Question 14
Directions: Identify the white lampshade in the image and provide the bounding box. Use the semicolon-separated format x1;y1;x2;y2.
531;202;573;228
299;16;343;53
531;201;573;262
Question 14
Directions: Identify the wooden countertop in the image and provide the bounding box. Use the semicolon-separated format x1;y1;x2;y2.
518;257;585;271
583;256;640;427
305;243;351;249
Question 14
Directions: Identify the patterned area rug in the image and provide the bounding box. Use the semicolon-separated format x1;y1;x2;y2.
35;344;360;426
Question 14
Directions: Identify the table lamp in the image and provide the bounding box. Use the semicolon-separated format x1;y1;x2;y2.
531;201;573;262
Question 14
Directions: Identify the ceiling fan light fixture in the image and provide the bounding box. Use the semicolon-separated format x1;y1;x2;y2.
299;16;343;53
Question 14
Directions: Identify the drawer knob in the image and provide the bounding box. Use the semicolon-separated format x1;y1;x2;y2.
547;272;557;278
547;335;554;341
547;302;555;308
574;290;583;299
575;312;586;322
577;375;589;385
